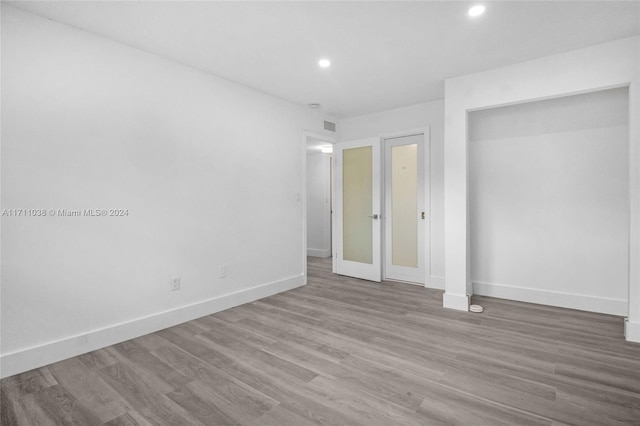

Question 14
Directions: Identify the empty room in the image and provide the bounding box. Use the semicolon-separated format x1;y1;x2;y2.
1;1;640;425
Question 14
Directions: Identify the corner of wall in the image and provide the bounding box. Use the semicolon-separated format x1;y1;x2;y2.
625;319;640;343
442;292;469;311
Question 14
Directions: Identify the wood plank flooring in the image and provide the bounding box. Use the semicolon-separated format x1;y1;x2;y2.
2;256;640;425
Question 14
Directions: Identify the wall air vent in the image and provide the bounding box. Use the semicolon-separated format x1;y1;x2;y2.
323;120;336;133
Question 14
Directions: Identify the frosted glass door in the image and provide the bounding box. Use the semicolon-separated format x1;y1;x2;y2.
391;144;418;267
334;138;382;282
384;134;426;284
343;146;373;264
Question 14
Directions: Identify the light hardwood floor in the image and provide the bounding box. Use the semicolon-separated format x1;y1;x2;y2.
2;256;640;425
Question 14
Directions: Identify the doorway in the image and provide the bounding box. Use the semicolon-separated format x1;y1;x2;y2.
333;130;429;286
304;132;335;283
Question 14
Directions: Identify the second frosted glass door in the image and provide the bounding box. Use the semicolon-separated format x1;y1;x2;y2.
384;134;426;284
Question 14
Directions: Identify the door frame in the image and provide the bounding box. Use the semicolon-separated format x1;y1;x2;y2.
302;130;336;285
380;127;431;288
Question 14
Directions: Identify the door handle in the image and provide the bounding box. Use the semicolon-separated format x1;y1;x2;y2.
421;212;425;220
368;214;379;219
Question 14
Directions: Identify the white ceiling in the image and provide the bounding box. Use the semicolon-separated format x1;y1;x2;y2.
8;1;640;118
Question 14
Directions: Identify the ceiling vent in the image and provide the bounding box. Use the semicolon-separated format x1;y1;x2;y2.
323;120;336;133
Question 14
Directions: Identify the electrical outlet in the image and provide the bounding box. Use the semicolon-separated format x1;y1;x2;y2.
170;276;181;291
219;265;227;278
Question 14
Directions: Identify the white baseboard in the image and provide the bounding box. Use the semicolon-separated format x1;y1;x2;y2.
473;280;627;316
0;275;304;379
428;275;445;290
625;319;640;343
307;248;331;258
443;292;469;311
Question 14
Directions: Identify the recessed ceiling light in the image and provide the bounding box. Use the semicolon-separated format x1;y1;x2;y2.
318;58;331;68
468;5;485;17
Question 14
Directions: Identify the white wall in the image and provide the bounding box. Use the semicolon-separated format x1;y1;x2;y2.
1;6;324;377
339;100;445;288
469;88;629;315
306;152;331;257
443;36;639;342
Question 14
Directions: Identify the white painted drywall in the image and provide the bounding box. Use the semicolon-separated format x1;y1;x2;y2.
443;36;639;340
339;100;445;288
306;152;331;257
469;88;629;315
1;6;325;376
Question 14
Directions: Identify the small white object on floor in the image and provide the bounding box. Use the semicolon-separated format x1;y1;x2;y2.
469;304;484;313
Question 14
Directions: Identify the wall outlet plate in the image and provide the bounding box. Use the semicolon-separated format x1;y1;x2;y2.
219;265;227;278
170;276;181;291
